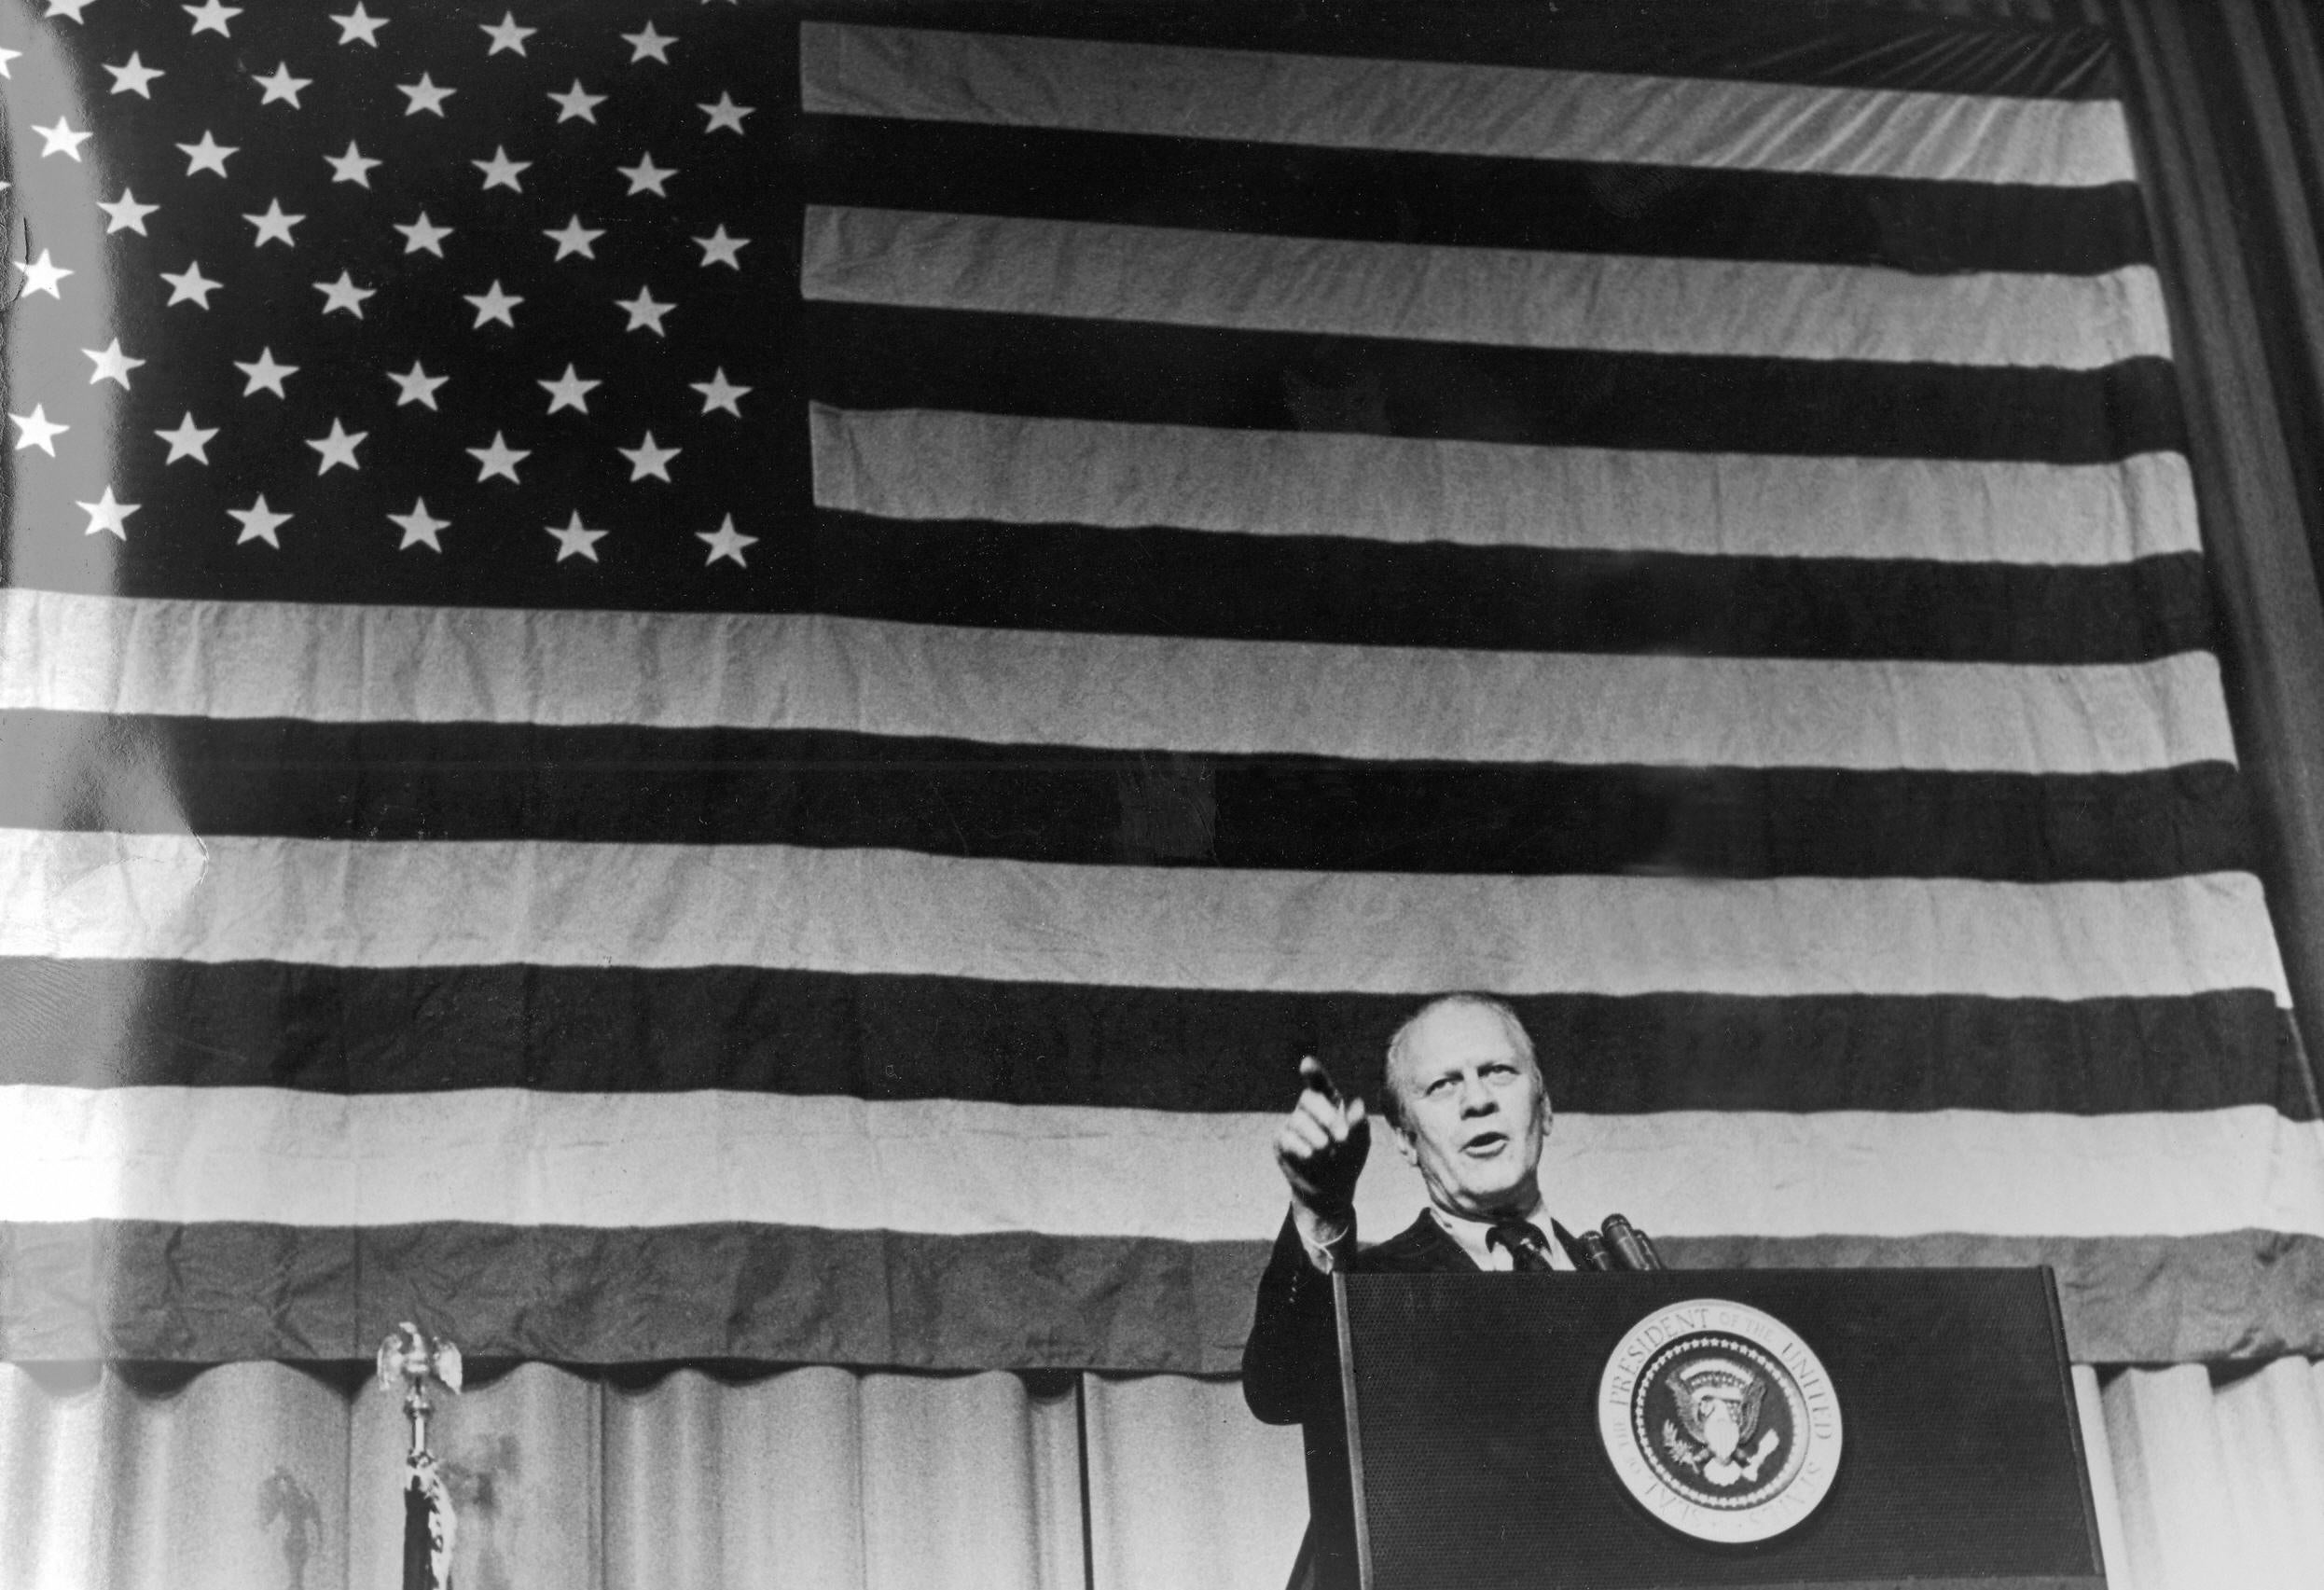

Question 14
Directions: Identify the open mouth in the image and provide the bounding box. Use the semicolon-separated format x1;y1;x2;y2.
1461;1132;1508;1156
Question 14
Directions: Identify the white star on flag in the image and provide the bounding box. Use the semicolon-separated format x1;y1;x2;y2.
35;118;95;160
548;511;609;561
9;405;68;455
622;22;674;62
392;499;450;552
396;213;453;256
77;488;139;540
162;262;221;308
327;142;381;187
330;3;387;46
253;62;310;106
14;249;73;298
244;199;303;247
620;432;680;481
100;189;159;234
481;11;535;54
400;74;455;116
45;0;95;21
315;272;376;317
84;339;145;389
691;369;751;416
617;287;672;336
469;432;530;483
699;514;757;567
474;147;531;192
464;282;523;328
178;131;237;176
0;47;16;76
694;226;748;269
618;155;674;197
156;412;219;463
540;366;600;414
546;217;604;259
549;80;604;122
234;349;297;397
230;494;291;546
309;419;367;473
106;52;164;95
699;92;753;133
390;362;449;408
183;0;240;36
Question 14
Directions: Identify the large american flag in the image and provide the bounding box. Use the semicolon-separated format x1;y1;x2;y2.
1;0;2317;1370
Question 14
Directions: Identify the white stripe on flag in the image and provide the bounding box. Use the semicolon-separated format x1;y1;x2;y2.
3;1086;2317;1240
803;207;2170;370
0;831;2289;1004
811;408;2203;565
0;592;2238;773
800;23;2137;187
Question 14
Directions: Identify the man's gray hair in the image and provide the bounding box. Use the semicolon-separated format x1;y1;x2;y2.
1378;992;1540;1130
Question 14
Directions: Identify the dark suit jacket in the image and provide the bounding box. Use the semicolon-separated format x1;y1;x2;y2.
1241;1208;1583;1590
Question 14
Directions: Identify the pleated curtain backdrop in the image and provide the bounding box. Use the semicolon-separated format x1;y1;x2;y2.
2;1359;2318;1590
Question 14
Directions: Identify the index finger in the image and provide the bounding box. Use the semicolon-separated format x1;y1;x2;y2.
1298;1055;1343;1105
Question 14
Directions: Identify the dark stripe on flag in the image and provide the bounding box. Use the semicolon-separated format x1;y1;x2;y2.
6;1221;2317;1370
805;118;2152;274
809;310;2185;463
6;961;2301;1119
801;1;2121;100
801;518;2212;664
2;714;2253;880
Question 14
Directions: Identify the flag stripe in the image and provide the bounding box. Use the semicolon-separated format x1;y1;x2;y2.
802;207;2169;371
809;306;2183;463
811;411;2202;566
13;1222;2313;1371
5;1087;2317;1239
0;593;2234;774
800;4;2122;100
800;25;2137;186
795;514;2213;665
5;961;2303;1120
0;714;2251;882
1;832;2288;1004
805;118;2151;274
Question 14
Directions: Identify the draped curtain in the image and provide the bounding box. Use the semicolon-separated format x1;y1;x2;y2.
2;1359;2317;1590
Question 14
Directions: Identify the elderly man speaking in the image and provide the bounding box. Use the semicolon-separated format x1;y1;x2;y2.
1242;993;1584;1590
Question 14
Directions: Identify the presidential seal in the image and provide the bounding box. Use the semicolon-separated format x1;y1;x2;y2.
1597;1299;1842;1543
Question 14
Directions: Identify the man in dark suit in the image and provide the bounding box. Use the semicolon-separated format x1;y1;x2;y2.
1242;993;1584;1590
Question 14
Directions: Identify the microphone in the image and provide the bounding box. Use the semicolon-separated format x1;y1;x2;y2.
1572;1216;1667;1270
1599;1213;1664;1271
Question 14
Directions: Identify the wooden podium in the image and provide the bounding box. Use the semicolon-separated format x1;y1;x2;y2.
1334;1269;2107;1590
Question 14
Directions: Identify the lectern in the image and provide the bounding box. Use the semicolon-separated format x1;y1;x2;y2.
1334;1269;2106;1590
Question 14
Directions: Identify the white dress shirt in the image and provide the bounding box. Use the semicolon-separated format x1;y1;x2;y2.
1294;1190;1572;1272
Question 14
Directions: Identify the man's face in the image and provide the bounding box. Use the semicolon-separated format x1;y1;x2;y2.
1386;1002;1550;1220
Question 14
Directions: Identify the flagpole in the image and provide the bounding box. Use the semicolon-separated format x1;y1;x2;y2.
377;1322;462;1590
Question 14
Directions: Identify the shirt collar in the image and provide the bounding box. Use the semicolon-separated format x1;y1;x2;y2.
1427;1191;1571;1271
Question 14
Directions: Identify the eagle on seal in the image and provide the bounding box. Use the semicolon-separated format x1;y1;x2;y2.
1660;1356;1779;1486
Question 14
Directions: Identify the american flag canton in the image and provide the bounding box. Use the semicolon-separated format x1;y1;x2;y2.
3;0;790;610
